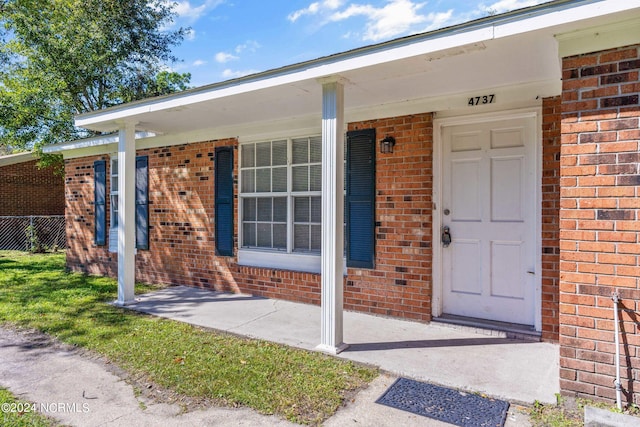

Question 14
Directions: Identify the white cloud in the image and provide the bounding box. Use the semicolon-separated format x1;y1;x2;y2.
174;0;225;22
329;0;431;42
235;40;261;54
478;0;547;14
222;68;260;79
192;59;207;66
288;0;549;43
215;52;239;63
288;0;344;22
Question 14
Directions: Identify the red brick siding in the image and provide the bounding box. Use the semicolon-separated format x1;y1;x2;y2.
65;155;114;276
65;114;434;322
542;96;561;342
560;45;640;404
0;159;64;216
346;114;433;321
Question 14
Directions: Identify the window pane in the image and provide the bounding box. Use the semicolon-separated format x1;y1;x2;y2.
311;196;321;223
242;144;255;168
111;195;119;227
294;197;310;222
310;136;322;163
273;224;287;249
294;224;310;251
272;140;287;166
311;224;321;251
256;169;271;192
273;197;287;222
256;142;271;167
272;167;287;192
310;164;321;191
243;198;256;221
292;138;308;164
257;198;272;221
241;170;255;193
257;223;272;247
243;222;256;247
292;166;308;192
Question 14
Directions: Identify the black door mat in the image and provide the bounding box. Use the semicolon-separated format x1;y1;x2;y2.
375;378;510;427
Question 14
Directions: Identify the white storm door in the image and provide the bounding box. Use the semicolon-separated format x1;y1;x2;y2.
441;117;536;326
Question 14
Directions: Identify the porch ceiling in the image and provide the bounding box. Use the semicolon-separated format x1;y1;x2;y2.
74;1;640;136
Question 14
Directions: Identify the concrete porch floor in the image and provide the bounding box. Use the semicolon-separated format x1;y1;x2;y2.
129;286;559;405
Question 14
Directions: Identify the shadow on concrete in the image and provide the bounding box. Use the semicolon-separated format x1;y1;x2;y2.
345;337;532;351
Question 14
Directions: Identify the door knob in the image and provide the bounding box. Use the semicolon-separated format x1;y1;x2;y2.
442;225;452;248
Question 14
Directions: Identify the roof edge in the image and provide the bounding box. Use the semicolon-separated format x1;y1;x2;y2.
0;151;38;167
75;0;591;125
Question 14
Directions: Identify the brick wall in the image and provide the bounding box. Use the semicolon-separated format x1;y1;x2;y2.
542;96;562;342
65;155;114;276
346;114;433;321
559;45;640;404
65;113;434;322
0;159;65;216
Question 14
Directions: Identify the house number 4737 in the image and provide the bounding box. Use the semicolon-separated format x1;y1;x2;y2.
468;94;495;106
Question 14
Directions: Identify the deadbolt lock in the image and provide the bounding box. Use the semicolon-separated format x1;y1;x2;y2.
442;225;452;248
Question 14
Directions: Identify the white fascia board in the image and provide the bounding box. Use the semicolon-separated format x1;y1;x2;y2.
0;151;38;167
42;134;120;154
42;132;155;156
494;0;640;39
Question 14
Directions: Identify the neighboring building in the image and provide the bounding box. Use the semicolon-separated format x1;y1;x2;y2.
0;152;65;216
45;0;640;406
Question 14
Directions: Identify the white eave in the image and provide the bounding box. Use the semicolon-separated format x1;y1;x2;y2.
61;0;640;138
0;151;38;167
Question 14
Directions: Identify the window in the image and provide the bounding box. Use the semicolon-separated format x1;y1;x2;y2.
94;160;107;246
238;131;375;272
240;136;322;255
108;157;118;252
107;155;149;252
110;157;119;228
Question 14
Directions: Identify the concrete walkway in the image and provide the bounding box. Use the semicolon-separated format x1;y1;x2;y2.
130;286;559;405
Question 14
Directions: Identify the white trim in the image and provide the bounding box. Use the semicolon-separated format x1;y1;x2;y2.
432;107;542;331
238;249;321;273
534;107;543;333
0;152;38;167
116;124;137;305
556;17;640;58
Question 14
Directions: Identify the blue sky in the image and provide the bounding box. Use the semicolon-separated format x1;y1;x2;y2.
167;0;550;87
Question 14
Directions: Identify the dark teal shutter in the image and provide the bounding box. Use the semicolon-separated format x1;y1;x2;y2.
94;160;107;246
135;156;149;250
346;129;376;268
215;147;234;256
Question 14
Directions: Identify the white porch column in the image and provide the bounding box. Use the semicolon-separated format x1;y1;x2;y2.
317;77;348;354
116;122;136;305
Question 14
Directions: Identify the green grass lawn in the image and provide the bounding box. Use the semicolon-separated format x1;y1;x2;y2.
0;388;57;427
0;251;377;425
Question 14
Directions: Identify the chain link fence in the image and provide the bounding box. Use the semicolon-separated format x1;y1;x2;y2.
0;216;66;252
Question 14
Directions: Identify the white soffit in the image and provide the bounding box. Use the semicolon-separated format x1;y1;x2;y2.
556;18;640;57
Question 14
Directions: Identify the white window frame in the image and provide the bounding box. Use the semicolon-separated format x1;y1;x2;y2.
238;136;324;273
108;155;118;253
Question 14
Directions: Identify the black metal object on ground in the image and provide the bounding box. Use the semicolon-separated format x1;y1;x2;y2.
376;377;510;427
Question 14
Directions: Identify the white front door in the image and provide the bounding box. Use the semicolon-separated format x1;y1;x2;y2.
441;116;536;326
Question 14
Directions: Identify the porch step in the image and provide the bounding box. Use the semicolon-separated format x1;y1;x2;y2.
432;314;541;342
